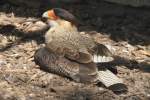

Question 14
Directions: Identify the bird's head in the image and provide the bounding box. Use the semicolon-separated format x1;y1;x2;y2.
42;8;78;29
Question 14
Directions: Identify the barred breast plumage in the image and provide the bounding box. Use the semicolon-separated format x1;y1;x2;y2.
45;25;113;64
34;47;98;83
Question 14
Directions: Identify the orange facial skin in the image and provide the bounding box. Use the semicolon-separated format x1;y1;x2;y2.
47;10;58;20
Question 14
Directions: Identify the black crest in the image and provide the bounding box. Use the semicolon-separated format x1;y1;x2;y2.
53;8;79;26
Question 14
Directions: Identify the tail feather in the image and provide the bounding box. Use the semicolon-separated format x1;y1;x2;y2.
97;69;123;87
93;55;114;63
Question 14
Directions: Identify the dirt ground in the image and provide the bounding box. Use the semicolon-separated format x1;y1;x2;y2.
0;1;150;100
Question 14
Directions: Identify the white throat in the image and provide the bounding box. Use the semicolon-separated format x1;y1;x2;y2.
47;19;78;32
47;20;59;27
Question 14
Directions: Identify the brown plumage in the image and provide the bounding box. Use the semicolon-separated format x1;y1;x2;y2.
42;8;112;64
34;47;98;83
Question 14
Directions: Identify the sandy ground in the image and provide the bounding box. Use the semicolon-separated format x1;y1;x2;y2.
0;1;150;100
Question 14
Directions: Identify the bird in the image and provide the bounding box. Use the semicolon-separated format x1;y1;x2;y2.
34;47;127;93
42;8;113;64
35;8;128;93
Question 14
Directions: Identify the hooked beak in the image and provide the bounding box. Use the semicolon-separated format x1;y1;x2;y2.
42;11;48;18
41;11;49;22
42;10;58;20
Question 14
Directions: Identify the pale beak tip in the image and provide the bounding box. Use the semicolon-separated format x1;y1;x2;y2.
42;12;48;18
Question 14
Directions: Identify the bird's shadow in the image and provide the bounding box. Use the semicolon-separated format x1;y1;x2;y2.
97;56;150;73
0;25;46;52
49;85;117;100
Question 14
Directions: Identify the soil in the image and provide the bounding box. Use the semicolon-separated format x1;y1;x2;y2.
0;1;150;100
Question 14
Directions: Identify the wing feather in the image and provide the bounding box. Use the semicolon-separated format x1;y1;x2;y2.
34;47;98;83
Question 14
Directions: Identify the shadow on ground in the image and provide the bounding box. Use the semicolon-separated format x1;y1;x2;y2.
0;0;150;46
98;56;150;73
